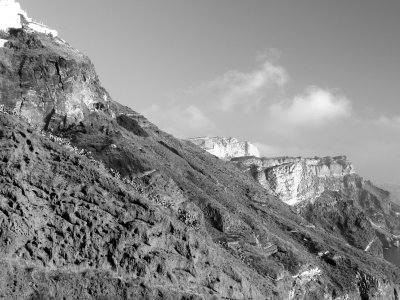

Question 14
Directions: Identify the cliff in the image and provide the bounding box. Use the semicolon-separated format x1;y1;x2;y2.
188;136;260;159
1;3;400;299
232;155;400;255
232;155;354;205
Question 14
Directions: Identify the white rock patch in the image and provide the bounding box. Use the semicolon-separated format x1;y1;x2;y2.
234;156;354;206
364;238;376;252
292;267;322;285
189;137;260;159
0;39;7;47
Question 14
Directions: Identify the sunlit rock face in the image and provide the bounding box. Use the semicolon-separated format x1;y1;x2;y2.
188;137;260;159
232;155;354;205
234;154;400;255
0;27;111;130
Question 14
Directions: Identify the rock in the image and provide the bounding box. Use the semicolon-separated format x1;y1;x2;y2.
0;30;109;130
1;4;400;299
232;155;354;205
233;155;400;256
188;136;260;159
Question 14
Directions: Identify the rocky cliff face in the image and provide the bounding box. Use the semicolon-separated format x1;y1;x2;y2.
1;4;400;300
188;137;260;159
232;156;354;205
232;155;400;255
0;30;107;131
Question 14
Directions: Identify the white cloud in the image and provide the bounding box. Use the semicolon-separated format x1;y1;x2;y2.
375;115;400;131
143;54;353;140
191;59;288;112
143;104;215;138
268;87;351;127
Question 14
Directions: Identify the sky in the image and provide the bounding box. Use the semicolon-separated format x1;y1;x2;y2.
17;0;400;184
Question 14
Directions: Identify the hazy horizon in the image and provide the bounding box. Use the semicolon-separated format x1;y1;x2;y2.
18;0;400;185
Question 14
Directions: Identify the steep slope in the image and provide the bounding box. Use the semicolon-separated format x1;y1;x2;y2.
1;12;400;300
1;112;282;299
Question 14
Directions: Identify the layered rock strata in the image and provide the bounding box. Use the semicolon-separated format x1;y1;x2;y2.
188;136;260;160
232;155;354;205
232;155;400;254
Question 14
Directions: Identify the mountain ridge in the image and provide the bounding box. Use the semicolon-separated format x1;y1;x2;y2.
1;3;400;299
193;137;400;253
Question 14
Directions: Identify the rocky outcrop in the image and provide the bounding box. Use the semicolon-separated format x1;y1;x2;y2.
1;4;400;299
188;136;260;159
0;30;109;131
233;155;354;205
233;155;400;256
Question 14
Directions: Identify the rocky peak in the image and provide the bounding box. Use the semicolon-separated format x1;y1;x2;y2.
188;136;260;159
0;24;121;133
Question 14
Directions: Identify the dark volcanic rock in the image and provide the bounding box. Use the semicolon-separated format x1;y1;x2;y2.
1;27;400;300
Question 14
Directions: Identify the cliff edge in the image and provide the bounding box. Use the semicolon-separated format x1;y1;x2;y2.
233;155;354;205
188;136;260;160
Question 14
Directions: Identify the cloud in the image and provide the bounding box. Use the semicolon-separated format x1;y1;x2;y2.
143;104;215;138
142;53;353;141
375;115;400;131
191;59;288;112
268;87;351;127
